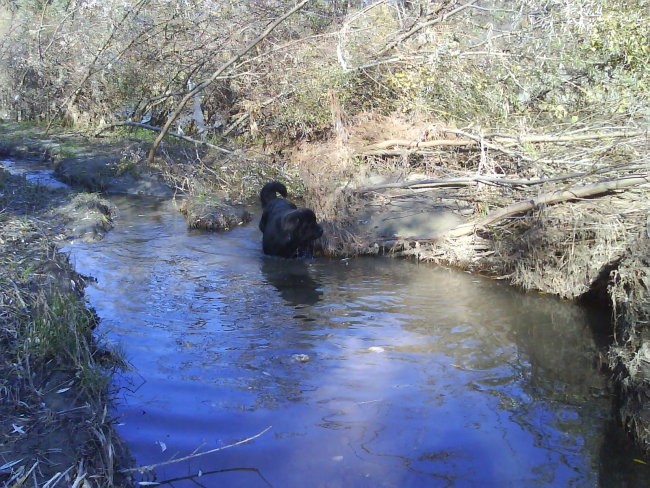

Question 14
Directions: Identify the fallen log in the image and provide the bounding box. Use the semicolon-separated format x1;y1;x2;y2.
356;173;586;193
356;163;648;194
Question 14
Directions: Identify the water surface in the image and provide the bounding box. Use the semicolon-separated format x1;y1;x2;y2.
1;158;69;189
62;196;648;487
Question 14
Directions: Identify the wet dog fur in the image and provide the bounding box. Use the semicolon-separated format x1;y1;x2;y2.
259;181;323;258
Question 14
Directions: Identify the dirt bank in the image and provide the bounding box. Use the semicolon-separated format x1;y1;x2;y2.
0;171;133;485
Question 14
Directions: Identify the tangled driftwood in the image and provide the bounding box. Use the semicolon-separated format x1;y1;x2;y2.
399;174;650;242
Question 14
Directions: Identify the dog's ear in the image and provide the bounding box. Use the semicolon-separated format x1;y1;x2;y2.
282;210;304;231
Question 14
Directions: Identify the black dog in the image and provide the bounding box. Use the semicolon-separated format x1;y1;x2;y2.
259;181;323;258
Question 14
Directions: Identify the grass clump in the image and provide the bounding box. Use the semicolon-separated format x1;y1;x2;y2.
178;194;252;231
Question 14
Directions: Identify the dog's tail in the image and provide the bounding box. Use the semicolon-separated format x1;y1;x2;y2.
260;181;288;207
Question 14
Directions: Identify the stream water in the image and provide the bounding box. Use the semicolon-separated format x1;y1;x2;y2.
3;158;648;487
60;196;650;488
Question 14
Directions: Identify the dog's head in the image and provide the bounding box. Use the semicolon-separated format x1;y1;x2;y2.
283;208;323;247
284;209;323;241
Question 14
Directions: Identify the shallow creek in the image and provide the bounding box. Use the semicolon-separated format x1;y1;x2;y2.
55;193;650;487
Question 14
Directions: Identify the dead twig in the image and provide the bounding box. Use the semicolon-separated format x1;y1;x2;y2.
377;0;479;57
355;162;649;193
120;425;272;474
147;0;309;164
223;90;295;136
357;128;646;156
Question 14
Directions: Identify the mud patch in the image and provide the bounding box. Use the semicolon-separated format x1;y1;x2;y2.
55;151;173;197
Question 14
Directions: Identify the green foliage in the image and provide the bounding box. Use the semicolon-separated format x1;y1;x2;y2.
111;155;141;177
27;292;95;365
0;0;648;137
272;65;388;139
587;5;649;73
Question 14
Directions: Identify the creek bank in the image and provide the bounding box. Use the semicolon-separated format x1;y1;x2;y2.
0;124;260;486
283;118;649;453
328;168;649;454
55;149;173;197
0;166;130;485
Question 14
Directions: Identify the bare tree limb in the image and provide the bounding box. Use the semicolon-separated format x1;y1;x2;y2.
147;0;310;164
223;90;295;136
95;121;232;154
45;0;150;134
377;0;479;57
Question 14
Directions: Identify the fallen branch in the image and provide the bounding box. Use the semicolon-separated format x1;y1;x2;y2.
223;90;294;136
357;129;646;156
403;174;650;241
356;175;569;193
120;426;272;474
377;0;479;57
94;121;232;154
355;163;648;193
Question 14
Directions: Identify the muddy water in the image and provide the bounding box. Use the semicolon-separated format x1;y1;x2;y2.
61;196;649;487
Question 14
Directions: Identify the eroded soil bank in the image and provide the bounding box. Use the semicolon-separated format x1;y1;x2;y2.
281;117;650;454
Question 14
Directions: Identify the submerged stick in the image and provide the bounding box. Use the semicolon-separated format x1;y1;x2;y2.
120;426;272;474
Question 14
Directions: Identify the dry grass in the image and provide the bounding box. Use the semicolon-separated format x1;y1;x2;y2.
284;109;649;449
608;237;650;451
0;169;128;486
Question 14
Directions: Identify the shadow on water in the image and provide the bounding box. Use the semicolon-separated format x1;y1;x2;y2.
261;257;323;307
58;194;650;488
